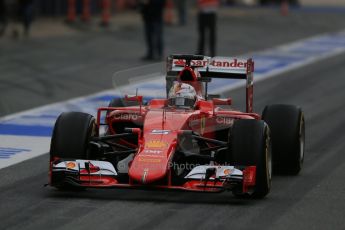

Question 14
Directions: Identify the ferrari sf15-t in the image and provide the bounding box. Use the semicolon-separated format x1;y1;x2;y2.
49;55;305;198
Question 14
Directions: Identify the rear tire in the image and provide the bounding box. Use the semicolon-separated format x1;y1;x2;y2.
231;120;272;199
262;104;305;175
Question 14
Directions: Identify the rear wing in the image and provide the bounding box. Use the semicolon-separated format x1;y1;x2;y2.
166;55;254;113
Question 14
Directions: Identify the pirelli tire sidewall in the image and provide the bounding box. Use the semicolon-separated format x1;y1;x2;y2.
50;112;95;160
231;119;272;199
262;104;305;175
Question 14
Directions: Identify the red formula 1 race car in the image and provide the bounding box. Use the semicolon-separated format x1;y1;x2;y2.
49;55;305;198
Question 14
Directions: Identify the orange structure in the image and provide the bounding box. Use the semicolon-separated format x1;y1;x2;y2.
67;0;76;23
116;0;126;11
281;0;289;16
82;0;91;22
101;0;112;26
164;0;174;25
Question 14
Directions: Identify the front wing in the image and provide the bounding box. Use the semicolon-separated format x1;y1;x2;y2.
50;159;256;193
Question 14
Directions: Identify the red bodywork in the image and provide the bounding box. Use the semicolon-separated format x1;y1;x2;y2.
50;56;258;193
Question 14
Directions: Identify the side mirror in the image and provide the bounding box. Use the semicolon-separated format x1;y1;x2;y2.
125;95;143;113
125;95;143;104
198;100;214;115
212;98;232;106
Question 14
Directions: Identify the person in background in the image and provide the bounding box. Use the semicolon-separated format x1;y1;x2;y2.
173;0;186;26
196;0;219;57
0;0;7;36
139;0;166;61
18;0;34;36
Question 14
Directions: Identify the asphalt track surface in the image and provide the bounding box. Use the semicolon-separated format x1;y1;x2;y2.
1;8;345;230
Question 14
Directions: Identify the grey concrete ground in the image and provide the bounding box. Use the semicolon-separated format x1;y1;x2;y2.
0;6;345;230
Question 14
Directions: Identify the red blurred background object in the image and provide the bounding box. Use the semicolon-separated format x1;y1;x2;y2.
101;0;111;26
67;0;76;23
82;0;91;22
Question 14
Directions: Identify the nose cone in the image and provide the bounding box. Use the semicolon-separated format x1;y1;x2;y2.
129;109;190;184
128;154;169;184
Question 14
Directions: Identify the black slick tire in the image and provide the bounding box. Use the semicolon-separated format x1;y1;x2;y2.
231;119;272;199
262;104;305;175
50;112;95;159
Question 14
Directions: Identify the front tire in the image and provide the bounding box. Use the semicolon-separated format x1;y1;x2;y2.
50;112;95;159
50;112;95;190
231;119;272;199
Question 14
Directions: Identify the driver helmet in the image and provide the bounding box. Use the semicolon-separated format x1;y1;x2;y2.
168;82;197;108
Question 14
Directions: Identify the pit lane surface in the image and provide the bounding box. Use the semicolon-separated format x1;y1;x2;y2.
1;53;345;230
0;52;345;229
1;8;345;230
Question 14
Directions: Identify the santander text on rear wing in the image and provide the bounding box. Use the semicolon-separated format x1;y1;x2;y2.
166;55;254;113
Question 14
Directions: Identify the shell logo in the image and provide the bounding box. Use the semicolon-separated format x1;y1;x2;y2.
139;157;161;163
66;162;76;169
223;169;233;175
145;140;168;148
